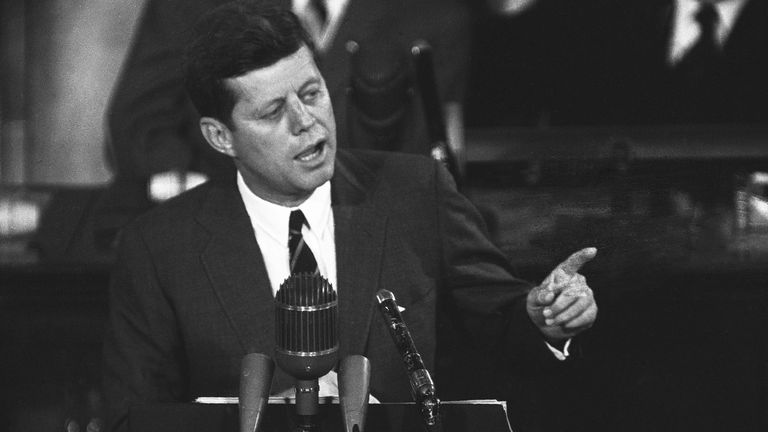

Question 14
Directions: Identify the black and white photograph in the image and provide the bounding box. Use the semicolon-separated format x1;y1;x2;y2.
1;0;766;431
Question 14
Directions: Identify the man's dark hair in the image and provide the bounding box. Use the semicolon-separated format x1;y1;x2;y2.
183;1;314;126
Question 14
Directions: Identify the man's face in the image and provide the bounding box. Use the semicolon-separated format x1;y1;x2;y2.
225;45;336;206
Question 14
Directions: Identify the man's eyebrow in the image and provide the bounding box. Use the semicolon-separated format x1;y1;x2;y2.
254;95;286;115
298;77;322;92
249;76;322;116
261;96;285;108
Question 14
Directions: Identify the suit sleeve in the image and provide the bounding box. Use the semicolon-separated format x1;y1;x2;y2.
106;0;216;180
431;161;559;364
102;223;188;432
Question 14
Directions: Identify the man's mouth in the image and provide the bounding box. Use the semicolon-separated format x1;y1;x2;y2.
295;140;326;162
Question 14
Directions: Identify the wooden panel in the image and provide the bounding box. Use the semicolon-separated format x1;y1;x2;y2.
467;125;768;163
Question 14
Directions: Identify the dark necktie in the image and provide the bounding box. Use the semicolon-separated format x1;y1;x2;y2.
670;2;724;122
288;210;319;275
679;3;720;71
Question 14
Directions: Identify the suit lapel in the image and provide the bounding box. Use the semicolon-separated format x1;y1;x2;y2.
196;183;276;354
332;152;387;359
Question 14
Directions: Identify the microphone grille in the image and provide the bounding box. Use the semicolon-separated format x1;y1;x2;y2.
275;273;338;355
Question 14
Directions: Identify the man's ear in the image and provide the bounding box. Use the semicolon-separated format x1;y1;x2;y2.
200;117;236;157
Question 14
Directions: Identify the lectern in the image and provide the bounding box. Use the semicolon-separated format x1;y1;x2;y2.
128;400;513;432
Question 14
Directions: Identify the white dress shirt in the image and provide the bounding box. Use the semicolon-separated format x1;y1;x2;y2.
669;0;750;65
237;172;337;296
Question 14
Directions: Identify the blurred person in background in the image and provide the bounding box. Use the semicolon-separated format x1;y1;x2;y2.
468;0;768;127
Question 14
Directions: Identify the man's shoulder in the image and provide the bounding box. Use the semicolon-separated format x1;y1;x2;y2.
333;150;450;207
336;149;437;181
125;180;229;237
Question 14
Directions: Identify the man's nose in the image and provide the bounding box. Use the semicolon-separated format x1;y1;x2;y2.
287;96;315;135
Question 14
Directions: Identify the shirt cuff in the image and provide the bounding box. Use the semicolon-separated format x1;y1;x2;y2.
545;338;572;361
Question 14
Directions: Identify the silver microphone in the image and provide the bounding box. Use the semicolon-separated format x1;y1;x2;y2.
275;273;339;429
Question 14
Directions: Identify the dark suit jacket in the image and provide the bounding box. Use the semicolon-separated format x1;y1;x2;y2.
102;150;547;431
105;0;470;181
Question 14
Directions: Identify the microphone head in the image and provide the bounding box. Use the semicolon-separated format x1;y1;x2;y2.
339;355;371;432
375;289;395;304
274;273;339;380
239;353;274;432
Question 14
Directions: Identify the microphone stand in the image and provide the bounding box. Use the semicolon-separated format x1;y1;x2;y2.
294;379;321;431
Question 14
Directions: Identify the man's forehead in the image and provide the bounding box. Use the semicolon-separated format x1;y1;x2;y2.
228;46;321;100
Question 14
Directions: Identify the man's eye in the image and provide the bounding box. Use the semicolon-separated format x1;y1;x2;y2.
261;106;282;119
302;89;320;103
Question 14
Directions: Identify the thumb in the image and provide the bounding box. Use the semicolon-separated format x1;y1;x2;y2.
557;247;597;276
528;283;556;307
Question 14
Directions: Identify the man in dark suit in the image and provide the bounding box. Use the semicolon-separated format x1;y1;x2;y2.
102;3;598;431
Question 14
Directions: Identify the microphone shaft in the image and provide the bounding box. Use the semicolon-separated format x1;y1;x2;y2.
377;292;426;374
296;378;320;416
376;289;441;431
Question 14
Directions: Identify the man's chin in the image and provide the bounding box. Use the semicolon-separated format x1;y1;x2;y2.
294;161;333;191
311;166;334;187
307;149;335;179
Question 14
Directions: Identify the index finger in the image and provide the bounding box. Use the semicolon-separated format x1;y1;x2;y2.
557;247;597;276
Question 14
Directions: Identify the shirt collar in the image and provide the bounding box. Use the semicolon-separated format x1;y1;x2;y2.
236;171;332;245
716;0;749;38
293;0;348;21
